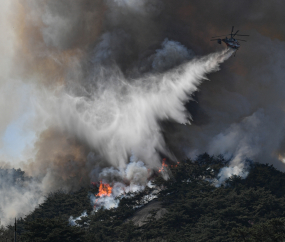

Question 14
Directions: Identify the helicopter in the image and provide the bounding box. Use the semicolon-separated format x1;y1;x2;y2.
211;26;249;55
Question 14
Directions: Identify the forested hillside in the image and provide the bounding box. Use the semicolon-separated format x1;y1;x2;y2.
1;154;285;241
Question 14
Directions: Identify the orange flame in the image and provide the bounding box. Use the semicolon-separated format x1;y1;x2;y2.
96;181;112;197
171;162;180;168
158;159;180;172
159;159;168;173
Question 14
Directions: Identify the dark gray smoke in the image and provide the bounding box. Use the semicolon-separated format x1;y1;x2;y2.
160;1;285;178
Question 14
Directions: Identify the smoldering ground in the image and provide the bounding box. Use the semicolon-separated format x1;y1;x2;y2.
1;0;285;224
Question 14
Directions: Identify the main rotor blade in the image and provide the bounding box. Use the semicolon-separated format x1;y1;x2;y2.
211;35;228;38
231;26;234;34
210;39;221;41
236;34;249;36
233;30;239;37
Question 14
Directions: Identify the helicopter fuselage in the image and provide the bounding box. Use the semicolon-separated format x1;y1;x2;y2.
222;38;240;50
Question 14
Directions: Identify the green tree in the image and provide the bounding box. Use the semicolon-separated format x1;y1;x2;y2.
232;217;285;242
21;217;84;242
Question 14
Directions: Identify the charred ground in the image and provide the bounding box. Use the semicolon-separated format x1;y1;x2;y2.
2;154;285;242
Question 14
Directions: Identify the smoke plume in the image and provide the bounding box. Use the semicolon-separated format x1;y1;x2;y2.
1;0;285;224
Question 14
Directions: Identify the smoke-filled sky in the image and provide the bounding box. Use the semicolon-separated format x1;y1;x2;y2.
1;0;285;224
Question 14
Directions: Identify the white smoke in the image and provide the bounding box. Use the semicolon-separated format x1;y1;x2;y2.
0;168;45;225
90;160;159;211
106;0;161;16
216;166;249;187
69;211;88;226
152;39;195;72
209;109;266;183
